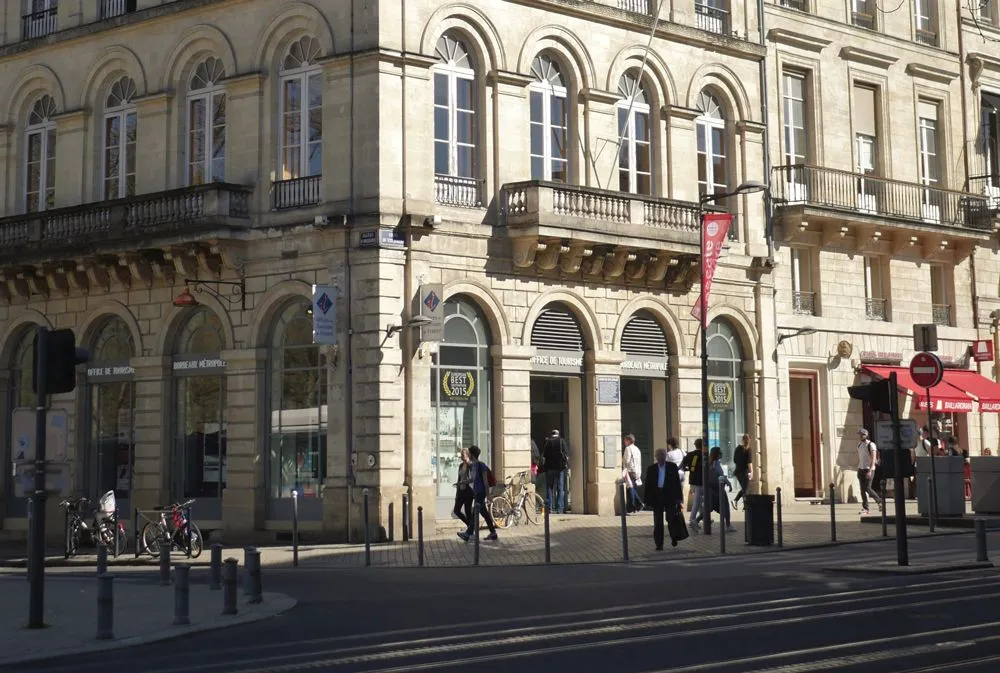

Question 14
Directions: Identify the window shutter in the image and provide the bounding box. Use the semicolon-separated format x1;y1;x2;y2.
918;100;938;122
530;306;584;351
621;313;669;358
853;85;877;137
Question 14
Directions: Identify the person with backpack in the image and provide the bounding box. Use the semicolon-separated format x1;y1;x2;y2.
458;445;498;542
682;438;705;532
542;429;569;514
857;428;882;515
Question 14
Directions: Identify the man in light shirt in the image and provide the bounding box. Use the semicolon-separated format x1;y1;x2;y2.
857;428;882;515
622;433;644;513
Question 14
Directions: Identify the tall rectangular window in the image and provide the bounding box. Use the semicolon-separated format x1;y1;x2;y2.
853;0;875;29
981;93;1000;195
782;71;808;201
863;256;887;321
853;84;878;213
914;0;938;46
930;266;950;326
790;248;815;315
918;100;941;222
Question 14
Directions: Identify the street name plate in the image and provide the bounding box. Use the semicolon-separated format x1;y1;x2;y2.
875;419;919;450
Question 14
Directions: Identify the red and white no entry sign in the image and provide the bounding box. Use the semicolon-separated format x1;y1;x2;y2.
909;351;944;388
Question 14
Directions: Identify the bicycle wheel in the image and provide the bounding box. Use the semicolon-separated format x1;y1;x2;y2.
65;523;80;558
489;496;514;529
141;522;164;557
522;492;546;525
113;527;127;557
186;523;204;558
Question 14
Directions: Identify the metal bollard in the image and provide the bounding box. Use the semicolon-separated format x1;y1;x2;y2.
209;543;222;591
417;506;425;567
247;549;262;605
96;573;114;640
243;547;255;596
388;501;395;543
544;501;551;564
173;564;191;626
829;482;837;542
97;543;108;576
221;558;238;615
719;477;727;555
975;518;989;562
363;489;371;567
292;489;300;567
881;480;888;537
159;543;171;586
473;501;481;566
402;494;410;542
928;477;936;532
620;482;629;562
776;487;783;548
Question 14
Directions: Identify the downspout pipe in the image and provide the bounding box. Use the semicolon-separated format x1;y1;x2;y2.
758;0;775;264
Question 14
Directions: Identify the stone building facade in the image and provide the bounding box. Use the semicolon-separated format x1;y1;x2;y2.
766;0;1000;503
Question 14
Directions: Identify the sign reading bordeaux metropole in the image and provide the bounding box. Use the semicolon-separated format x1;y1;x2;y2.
909;351;943;389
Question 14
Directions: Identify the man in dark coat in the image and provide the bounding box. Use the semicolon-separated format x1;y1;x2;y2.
644;448;684;550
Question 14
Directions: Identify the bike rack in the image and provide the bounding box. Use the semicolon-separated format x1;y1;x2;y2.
133;505;196;559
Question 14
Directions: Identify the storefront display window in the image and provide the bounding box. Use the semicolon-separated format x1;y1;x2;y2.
268;299;327;519
3;329;35;516
706;319;746;478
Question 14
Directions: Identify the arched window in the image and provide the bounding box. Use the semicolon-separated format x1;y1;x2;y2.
431;297;493;502
4;328;36;516
267;299;327;518
706;319;746;469
171;308;228;517
187;57;227;185
433;34;481;207
696;90;728;199
25;95;57;213
616;72;652;195
85;317;137;505
279;36;323;181
529;54;568;183
103;76;138;199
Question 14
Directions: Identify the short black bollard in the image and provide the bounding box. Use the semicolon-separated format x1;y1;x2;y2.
402;494;410;542
829;482;837;542
184;506;193;558
776;487;784;548
159;544;171;586
292;489;300;567
620;482;629;562
243;546;255;596
388;501;395;543
96;573;114;640
881;480;888;537
97;543;108;576
363;489;371;567
928;477;936;532
544;501;551;564
473;501;481;566
222;558;238;616
719;477;727;555
209;543;222;590
417;506;425;567
247;549;263;605
976;518;989;562
173;564;191;626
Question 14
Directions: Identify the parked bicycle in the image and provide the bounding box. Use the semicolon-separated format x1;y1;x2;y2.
140;498;203;558
490;471;546;528
58;490;128;558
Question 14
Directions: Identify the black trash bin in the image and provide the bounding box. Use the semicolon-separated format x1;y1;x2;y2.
744;494;775;546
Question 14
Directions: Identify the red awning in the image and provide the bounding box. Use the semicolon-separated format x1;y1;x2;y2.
942;369;1000;413
860;365;974;413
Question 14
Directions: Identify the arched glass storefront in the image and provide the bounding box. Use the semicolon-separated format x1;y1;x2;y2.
706;319;746;475
3;329;35;516
431;297;492;518
84;317;136;511
267;299;327;520
171;308;228;519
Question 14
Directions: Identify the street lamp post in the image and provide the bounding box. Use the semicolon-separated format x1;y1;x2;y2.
698;181;768;536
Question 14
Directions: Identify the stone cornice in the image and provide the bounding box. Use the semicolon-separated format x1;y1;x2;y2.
53;108;87;131
319;48;439;72
839;46;899;70
223;71;266;93
134;91;174;109
580;88;619;105
665;105;700;121
968;52;1000;84
487;70;533;88
905;62;958;83
767;28;831;53
736;120;766;135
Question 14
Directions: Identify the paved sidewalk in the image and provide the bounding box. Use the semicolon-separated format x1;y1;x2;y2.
0;573;296;666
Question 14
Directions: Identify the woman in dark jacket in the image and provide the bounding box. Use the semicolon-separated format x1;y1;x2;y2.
453;447;473;528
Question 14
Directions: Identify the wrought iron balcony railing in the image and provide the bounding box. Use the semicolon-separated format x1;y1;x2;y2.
618;0;650;13
865;297;888;321
101;0;137;20
22;7;58;40
932;303;951;326
772;165;994;230
853;11;875;29
271;176;321;210
915;28;938;46
695;3;729;35
792;291;816;316
779;0;807;9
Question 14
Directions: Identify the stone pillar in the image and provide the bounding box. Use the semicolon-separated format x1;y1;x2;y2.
57;0;82;30
131;356;171;514
398;55;436;215
54;110;87;208
405;327;433;525
676;354;704;448
322;255;352;540
0;370;10;525
492;345;534;480
134;93;173;194
223;74;264;194
586;350;626;515
755;269;781;496
580;89;619;191
489;70;532;190
0;125;11;214
220;348;266;539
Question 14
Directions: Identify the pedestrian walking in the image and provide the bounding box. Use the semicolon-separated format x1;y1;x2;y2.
732;433;753;510
683;438;705;533
622;433;644;513
457;445;498;542
452;447;474;528
707;447;736;532
643;448;684;550
857;428;882;515
542;429;569;514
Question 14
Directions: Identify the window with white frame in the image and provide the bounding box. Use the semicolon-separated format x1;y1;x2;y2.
616;72;652;195
863;256;887;321
103;76;137;200
279;37;322;181
24;0;58;39
914;0;938;46
853;84;878;213
433;34;477;180
187;57;226;186
529;54;568;183
918;100;941;222
853;0;875;29
696;90;728;199
981;92;1000;196
930;265;950;325
25;94;57;213
790;248;815;315
781;71;808;201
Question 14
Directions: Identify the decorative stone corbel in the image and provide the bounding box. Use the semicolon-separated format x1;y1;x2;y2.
5;270;29;299
120;252;153;287
891;234;919;256
84;261;111;292
210;242;247;271
65;262;89;293
165;247;199;278
625;253;648;281
560;244;590;275
822;224;850;247
603;249;631;280
582;251;607;277
857;230;883;252
107;260;131;289
647;255;672;283
511;238;540;268
20;269;49;299
41;264;69;296
536;242;564;271
196;248;222;277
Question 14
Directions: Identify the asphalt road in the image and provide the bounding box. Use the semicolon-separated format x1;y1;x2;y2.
14;534;1000;673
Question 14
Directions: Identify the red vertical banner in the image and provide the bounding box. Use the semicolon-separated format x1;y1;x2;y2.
691;213;733;326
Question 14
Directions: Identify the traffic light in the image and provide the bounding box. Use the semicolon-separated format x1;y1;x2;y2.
848;377;896;415
32;328;89;395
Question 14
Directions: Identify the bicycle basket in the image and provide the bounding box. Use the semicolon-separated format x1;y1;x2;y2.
98;490;117;515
